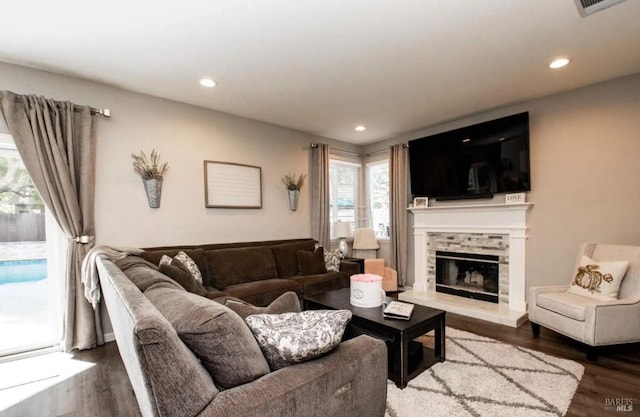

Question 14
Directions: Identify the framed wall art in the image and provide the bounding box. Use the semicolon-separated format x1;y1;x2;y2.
204;161;262;208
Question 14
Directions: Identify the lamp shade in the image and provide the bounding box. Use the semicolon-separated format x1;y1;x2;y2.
333;221;352;238
352;228;379;250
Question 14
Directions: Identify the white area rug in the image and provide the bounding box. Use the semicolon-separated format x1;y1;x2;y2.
385;328;584;417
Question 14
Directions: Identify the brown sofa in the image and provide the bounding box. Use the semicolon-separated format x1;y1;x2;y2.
139;238;359;306
97;249;388;417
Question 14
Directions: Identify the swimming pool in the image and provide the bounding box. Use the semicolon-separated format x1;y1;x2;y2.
0;259;48;285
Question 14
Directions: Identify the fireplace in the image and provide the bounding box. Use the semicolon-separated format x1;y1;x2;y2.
402;203;532;327
435;251;499;303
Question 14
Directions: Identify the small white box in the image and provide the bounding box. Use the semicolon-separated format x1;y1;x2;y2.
505;192;526;204
350;274;386;308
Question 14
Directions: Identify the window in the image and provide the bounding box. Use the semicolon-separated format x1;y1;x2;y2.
329;157;390;239
329;159;361;237
367;160;390;238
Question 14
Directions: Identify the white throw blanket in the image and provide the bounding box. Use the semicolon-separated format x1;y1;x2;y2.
81;245;143;309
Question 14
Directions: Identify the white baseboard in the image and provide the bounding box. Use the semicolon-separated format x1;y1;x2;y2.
104;332;115;343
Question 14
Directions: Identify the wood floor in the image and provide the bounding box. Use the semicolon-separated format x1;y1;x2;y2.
1;314;638;417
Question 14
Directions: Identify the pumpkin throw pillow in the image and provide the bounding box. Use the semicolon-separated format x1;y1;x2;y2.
567;255;629;301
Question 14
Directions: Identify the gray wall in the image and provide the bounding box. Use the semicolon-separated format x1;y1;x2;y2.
0;62;360;248
364;73;640;291
2;61;639;298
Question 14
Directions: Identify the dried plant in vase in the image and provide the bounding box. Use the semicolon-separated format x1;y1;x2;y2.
131;149;169;180
281;173;306;191
281;173;306;211
131;150;169;208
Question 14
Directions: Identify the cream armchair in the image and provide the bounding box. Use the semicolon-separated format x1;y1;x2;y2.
528;243;640;360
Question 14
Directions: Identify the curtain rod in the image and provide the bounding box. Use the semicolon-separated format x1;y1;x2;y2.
76;106;110;118
90;107;111;118
365;144;407;157
365;148;390;157
310;143;407;158
310;143;361;157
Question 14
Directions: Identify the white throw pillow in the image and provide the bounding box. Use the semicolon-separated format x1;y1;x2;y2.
567;255;629;300
245;310;351;370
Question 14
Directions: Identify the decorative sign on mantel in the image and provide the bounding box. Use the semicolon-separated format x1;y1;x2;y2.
505;192;526;204
204;161;262;208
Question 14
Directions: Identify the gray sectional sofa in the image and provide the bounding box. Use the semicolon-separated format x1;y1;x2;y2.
97;238;388;417
139;238;359;306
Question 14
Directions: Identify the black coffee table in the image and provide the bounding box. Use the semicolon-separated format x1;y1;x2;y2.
303;288;446;388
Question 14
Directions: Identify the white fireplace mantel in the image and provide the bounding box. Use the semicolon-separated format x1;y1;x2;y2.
401;203;532;327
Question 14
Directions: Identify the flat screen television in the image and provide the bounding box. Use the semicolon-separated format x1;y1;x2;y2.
409;112;531;201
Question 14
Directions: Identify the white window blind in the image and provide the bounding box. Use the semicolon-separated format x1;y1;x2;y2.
367;160;390;238
329;159;361;237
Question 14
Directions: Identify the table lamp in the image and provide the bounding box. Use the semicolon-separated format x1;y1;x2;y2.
332;221;352;258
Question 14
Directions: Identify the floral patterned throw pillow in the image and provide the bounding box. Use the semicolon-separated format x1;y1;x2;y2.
323;248;342;272
245;310;352;370
174;251;203;284
159;251;203;284
314;242;341;272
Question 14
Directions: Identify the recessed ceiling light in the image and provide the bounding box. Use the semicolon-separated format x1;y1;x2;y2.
355;125;366;132
462;138;471;143
200;78;217;87
549;57;571;69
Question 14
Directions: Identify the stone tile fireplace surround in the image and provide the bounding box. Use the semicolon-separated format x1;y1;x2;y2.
400;203;532;327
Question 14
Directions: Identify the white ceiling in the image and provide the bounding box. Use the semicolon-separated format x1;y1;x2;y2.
1;0;640;145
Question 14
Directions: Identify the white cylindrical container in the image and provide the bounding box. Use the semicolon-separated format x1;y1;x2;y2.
350;274;386;308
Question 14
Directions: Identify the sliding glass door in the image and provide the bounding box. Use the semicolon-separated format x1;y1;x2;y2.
0;134;61;358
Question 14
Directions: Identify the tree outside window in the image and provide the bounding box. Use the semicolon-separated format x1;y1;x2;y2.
0;142;43;214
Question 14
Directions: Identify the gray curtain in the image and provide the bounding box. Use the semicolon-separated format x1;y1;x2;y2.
310;143;330;249
0;91;102;351
390;144;408;286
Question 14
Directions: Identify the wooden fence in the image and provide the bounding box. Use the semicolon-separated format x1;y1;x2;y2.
0;213;46;242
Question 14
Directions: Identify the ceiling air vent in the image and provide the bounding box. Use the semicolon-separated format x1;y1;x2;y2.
574;0;629;16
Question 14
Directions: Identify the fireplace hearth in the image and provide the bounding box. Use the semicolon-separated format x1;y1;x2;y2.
435;251;499;303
